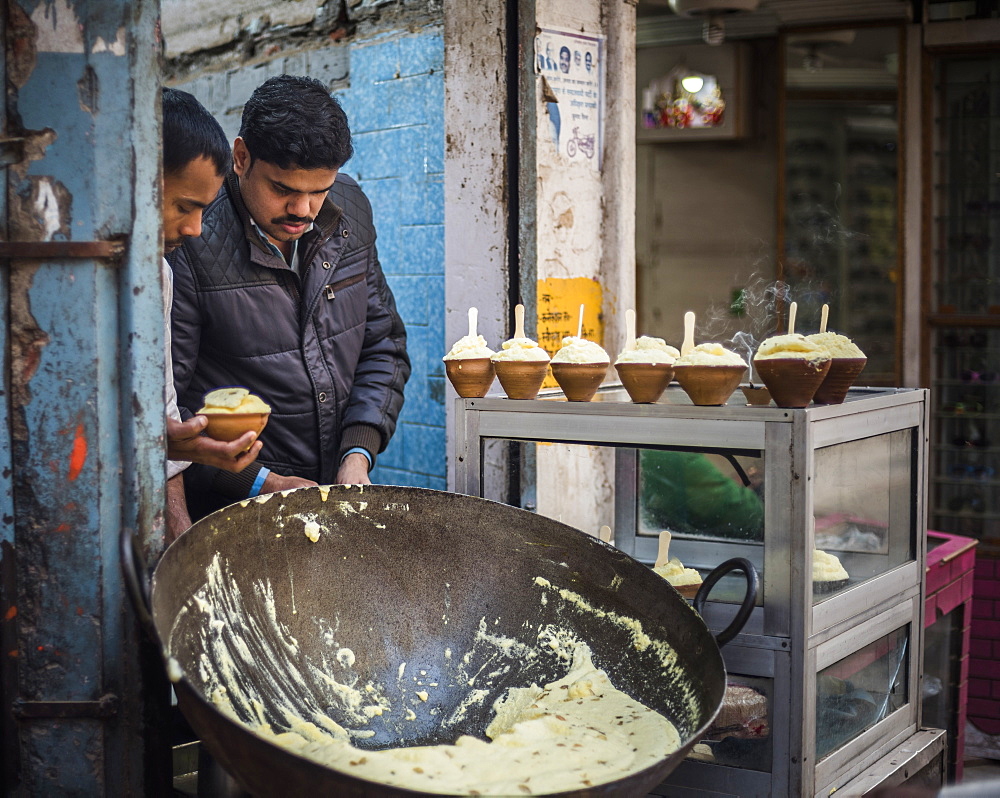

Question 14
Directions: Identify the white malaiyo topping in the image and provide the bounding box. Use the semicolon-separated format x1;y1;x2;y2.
491;337;551;362
813;549;849;582
755;333;830;363
674;343;747;367
443;334;495;361
653;557;702;587
616;336;679;365
806;331;866;359
551;336;610;364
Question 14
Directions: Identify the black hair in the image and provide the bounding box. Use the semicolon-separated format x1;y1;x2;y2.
238;75;353;171
161;87;230;177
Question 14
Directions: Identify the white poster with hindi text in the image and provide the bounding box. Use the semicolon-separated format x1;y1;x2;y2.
535;28;605;172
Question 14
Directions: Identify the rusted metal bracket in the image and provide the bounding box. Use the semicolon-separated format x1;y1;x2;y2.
11;693;119;719
0;240;126;261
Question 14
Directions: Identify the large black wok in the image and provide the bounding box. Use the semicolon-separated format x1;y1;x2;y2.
123;485;756;796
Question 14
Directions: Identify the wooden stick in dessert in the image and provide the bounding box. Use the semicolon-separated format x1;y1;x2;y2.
820;303;829;334
599;525;612;544
788;301;798;335
468;306;478;338
681;311;695;357
655;529;672;569
577;303;585;338
624;309;637;350
514;303;525;339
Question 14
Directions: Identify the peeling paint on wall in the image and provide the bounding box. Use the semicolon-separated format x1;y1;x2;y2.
77;65;99;114
8;265;50;427
32;0;85;54
91;28;126;55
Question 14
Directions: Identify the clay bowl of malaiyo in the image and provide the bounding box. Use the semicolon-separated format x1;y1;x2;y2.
740;385;772;406
202;412;270;443
551;362;609;402
493;360;550;400
615;362;674;404
672;364;746;406
812;358;867;405
445;358;496;398
755;358;832;408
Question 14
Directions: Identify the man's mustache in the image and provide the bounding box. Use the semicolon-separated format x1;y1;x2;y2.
273;215;313;226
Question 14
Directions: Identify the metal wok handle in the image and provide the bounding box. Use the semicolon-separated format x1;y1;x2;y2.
692;557;758;648
119;526;158;643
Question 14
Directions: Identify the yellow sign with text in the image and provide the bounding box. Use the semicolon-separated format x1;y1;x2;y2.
537;277;604;388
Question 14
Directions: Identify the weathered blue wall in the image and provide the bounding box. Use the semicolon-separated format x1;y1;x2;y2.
175;27;447;489
336;30;446;489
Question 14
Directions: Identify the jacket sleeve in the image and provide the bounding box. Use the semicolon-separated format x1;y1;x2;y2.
168;245;266;500
338;240;411;465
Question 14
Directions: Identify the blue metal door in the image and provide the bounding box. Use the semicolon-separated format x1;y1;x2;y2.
1;1;168;793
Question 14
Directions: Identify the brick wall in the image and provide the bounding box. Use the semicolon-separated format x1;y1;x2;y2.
172;27;447;489
969;555;1000;735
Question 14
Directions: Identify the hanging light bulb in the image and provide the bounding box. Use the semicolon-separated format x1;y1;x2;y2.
681;75;705;93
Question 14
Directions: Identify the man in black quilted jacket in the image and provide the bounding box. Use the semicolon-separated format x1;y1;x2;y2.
168;75;410;520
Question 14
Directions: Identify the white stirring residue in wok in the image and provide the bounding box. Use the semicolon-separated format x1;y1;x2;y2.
166;535;692;794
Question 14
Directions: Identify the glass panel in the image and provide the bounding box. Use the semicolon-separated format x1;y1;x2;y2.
479;439;765;605
688;675;772;771
922;607;959;780
783;27;901;385
638;449;765;541
813;430;915;602
816;625;910;760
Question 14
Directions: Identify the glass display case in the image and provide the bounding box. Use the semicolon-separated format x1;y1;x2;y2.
453;384;934;796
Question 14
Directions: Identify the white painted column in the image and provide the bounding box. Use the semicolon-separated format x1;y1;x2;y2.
443;2;510;491
443;0;637;532
532;0;637;535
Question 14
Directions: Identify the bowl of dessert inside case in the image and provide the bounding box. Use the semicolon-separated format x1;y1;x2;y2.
812;358;867;405
551;362;609;402
445;358;496;398
672;364;746;406
492;360;550;400
615;363;675;404
755;358;831;408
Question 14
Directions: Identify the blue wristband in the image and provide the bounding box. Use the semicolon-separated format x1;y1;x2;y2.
342;447;372;470
249;467;270;498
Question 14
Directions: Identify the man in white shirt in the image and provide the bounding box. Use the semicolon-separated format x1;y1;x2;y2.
160;88;262;540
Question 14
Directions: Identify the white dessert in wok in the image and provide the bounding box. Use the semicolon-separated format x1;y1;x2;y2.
241;643;681;795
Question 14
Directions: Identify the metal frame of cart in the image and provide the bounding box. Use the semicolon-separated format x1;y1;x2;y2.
453;384;944;797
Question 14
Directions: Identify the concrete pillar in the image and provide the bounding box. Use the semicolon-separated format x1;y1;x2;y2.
443;0;636;525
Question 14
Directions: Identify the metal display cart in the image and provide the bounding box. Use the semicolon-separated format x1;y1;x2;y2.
453;384;945;797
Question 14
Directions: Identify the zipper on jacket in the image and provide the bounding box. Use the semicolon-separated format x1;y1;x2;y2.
324;272;366;300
